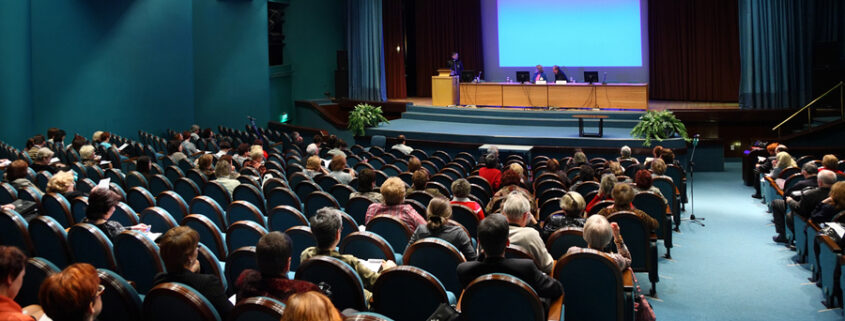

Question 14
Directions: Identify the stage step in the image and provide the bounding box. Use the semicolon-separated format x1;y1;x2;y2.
401;111;639;128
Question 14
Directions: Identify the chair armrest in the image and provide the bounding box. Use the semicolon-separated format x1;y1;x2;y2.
456;290;464;311
809;220;821;232
622;268;634;291
547;294;563;321
649;233;658;242
818;234;842;253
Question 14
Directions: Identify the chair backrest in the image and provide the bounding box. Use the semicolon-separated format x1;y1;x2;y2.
126;171;149;190
98;269;143;321
267;187;302;212
539;197;563;222
284;226;315;271
174;177;202;202
204;181;233;207
225;246;258;296
607;211;651;271
460;273;545;321
589;200;615;216
233;184;267;214
371;265;450;321
226;221;268;251
35;171;53;191
573;181;600;197
143;282;222;321
196;243;227;292
403;238;466;295
182;214;228;260
149;174;174;197
450;204;479;239
505;244;538;268
340;231;398;262
366;215;413;254
156;191;189;223
553;249;626;321
139;207;178;234
17;186;43;205
186;169;209;188
111;202;139;227
189;196;228;231
267;205;309;233
70;196;89;224
42;192;74;228
632;192;668;239
227;201;267;228
294;180;321;204
545;227;587;260
28;216;72;269
229;296;286;321
406;190;434;207
314;174;341;192
467;175;492;196
330;184;356;208
345;196;374;225
165;165;186;183
664;165;685;187
114;230;165;294
296;256;368;311
16;257;59;307
304;191;341;219
0;209;34;255
126;187;156;213
67;223;117;270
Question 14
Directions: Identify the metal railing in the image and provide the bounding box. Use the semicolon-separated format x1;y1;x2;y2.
772;81;844;137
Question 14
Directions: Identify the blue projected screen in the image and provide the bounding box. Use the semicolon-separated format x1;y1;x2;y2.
497;0;643;67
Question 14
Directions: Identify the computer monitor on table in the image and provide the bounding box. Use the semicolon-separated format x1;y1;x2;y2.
461;70;476;83
516;71;530;83
584;71;599;84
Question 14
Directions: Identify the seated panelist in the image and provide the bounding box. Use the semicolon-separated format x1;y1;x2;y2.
552;65;568;82
533;65;547;83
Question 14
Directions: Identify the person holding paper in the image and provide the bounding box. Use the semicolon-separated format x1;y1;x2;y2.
80;187;149;241
533;65;547;83
552;65;568;82
30;148;62;174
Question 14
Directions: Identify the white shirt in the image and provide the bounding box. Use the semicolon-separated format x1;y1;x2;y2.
391;143;413;155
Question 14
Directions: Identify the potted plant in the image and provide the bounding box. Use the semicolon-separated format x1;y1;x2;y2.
348;103;390;136
630;110;690;146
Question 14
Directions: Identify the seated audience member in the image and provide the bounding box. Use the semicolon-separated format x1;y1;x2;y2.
646;145;664;166
407;198;477;260
30;148;60;174
618;145;637;163
305;135;322;157
326;136;347;158
98;132;112;150
38;263;102;321
81;188;148;241
153;226;232;317
597;183;659;231
215;140;232;158
350;169;384;203
821;154;844;175
409;169;444;198
545;158;570;188
303;155;328;179
391;135;413;156
752;143;779;199
650;158;672;182
328;154;355;185
810;181;845;224
243;148;266;176
407;156;422;173
0;246;43;321
27;135;46;160
280;291;342;321
69;135;87;154
301;208;395;300
5;160;39;193
46;171;84;200
196;154;216;179
509;163;529;186
546;191;587;229
574;164;597;183
92;131;103;144
236;232;320;302
567;151;588;170
566;215;632;271
200;128;216;146
607;161;630;182
632;169;668;204
166;140;188;165
768;151;797;179
135;156;154;180
771;163;820;242
189;125;201;141
478;154;502;190
180;131;199;156
212;156;240;195
365;177;426;231
503;193;554;274
456;214;562;301
450;178;484;220
232;143;250;167
290;132;307;153
487;169;534;214
586;174;617;213
79;145;100;167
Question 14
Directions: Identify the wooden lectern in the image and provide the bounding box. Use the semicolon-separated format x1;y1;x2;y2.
432;68;459;106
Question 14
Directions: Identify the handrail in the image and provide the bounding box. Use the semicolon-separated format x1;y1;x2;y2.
772;81;844;137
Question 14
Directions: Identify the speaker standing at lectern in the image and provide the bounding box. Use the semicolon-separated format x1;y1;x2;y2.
448;52;463;76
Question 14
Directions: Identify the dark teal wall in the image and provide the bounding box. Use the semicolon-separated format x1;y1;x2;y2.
0;0;33;147
193;0;271;128
29;0;196;139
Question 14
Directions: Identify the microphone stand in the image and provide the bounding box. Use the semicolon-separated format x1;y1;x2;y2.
686;135;705;227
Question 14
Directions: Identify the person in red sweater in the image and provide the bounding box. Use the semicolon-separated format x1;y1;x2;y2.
821;154;845;176
585;174;617;213
478;154;502;190
450;178;484;219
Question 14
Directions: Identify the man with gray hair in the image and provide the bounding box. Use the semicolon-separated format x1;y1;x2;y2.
774;169;835;243
618;145;636;162
502;193;554;273
772;162;819;243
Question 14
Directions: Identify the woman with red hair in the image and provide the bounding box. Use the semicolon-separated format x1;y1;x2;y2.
39;263;102;321
280;291;342;321
632;169;668;205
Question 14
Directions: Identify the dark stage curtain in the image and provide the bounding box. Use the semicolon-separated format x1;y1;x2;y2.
408;0;483;97
648;0;741;102
738;0;843;110
348;0;387;101
383;0;406;99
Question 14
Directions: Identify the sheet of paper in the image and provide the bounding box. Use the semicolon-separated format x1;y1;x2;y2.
49;157;60;165
118;143;129;151
359;259;382;273
97;178;110;190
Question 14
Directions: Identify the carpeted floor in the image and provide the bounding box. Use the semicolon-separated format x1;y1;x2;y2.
647;161;841;320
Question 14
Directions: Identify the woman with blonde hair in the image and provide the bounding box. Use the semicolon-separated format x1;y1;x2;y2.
280;291;342;321
768;151;797;178
406;197;477;260
544;191;587;229
212;156;239;195
364;177;425;230
304;155;328;178
79;145;99;167
47;171;84;199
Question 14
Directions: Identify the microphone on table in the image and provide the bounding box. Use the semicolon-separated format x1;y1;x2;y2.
475;71;482;83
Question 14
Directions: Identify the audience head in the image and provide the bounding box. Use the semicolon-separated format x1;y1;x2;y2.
5;160;28;181
766;143;779;155
819;170;837;188
508;163;524;177
583;215;613;250
0;246;26;300
412;169;429;190
775;151;795;169
136;156;152;174
166;140;182;155
47;128;59;141
380;177;406;206
823;155;839;171
611;183;635;208
201;128;213;139
158;226;200;272
71;136;87;152
599;174;618;195
249;148;264;163
652;145;664;158
775;144;788;153
651;158;667;175
451;178;471;199
219;140;232;151
660;149;675;164
36;147;54;163
547;158;559;172
830;182;845;210
502;192;531;224
305;155;322;171
560;191;586;218
55;129;67;143
357;169;376;193
608;161;624;176
634;169;653;189
397;134;406;144
99;132;110;143
85;188;121;221
214;156;234;178
620;145;632;158
573;151;587;164
484;154;499;169
312;134;323;146
408;157;421;173
477;214;509;257
426;197;453;231
197;154;214;173
578;164;595;182
801;162;818;177
291;131;303;143
328;154;346;172
280;291;342;321
47;171;75;194
190;124;201;133
32;135;45;146
500;169;521;187
236;143;250;156
311;208;342;250
181;131;192;142
488;146;499;158
256;232;293;276
39;263;103;321
79;145;96;162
